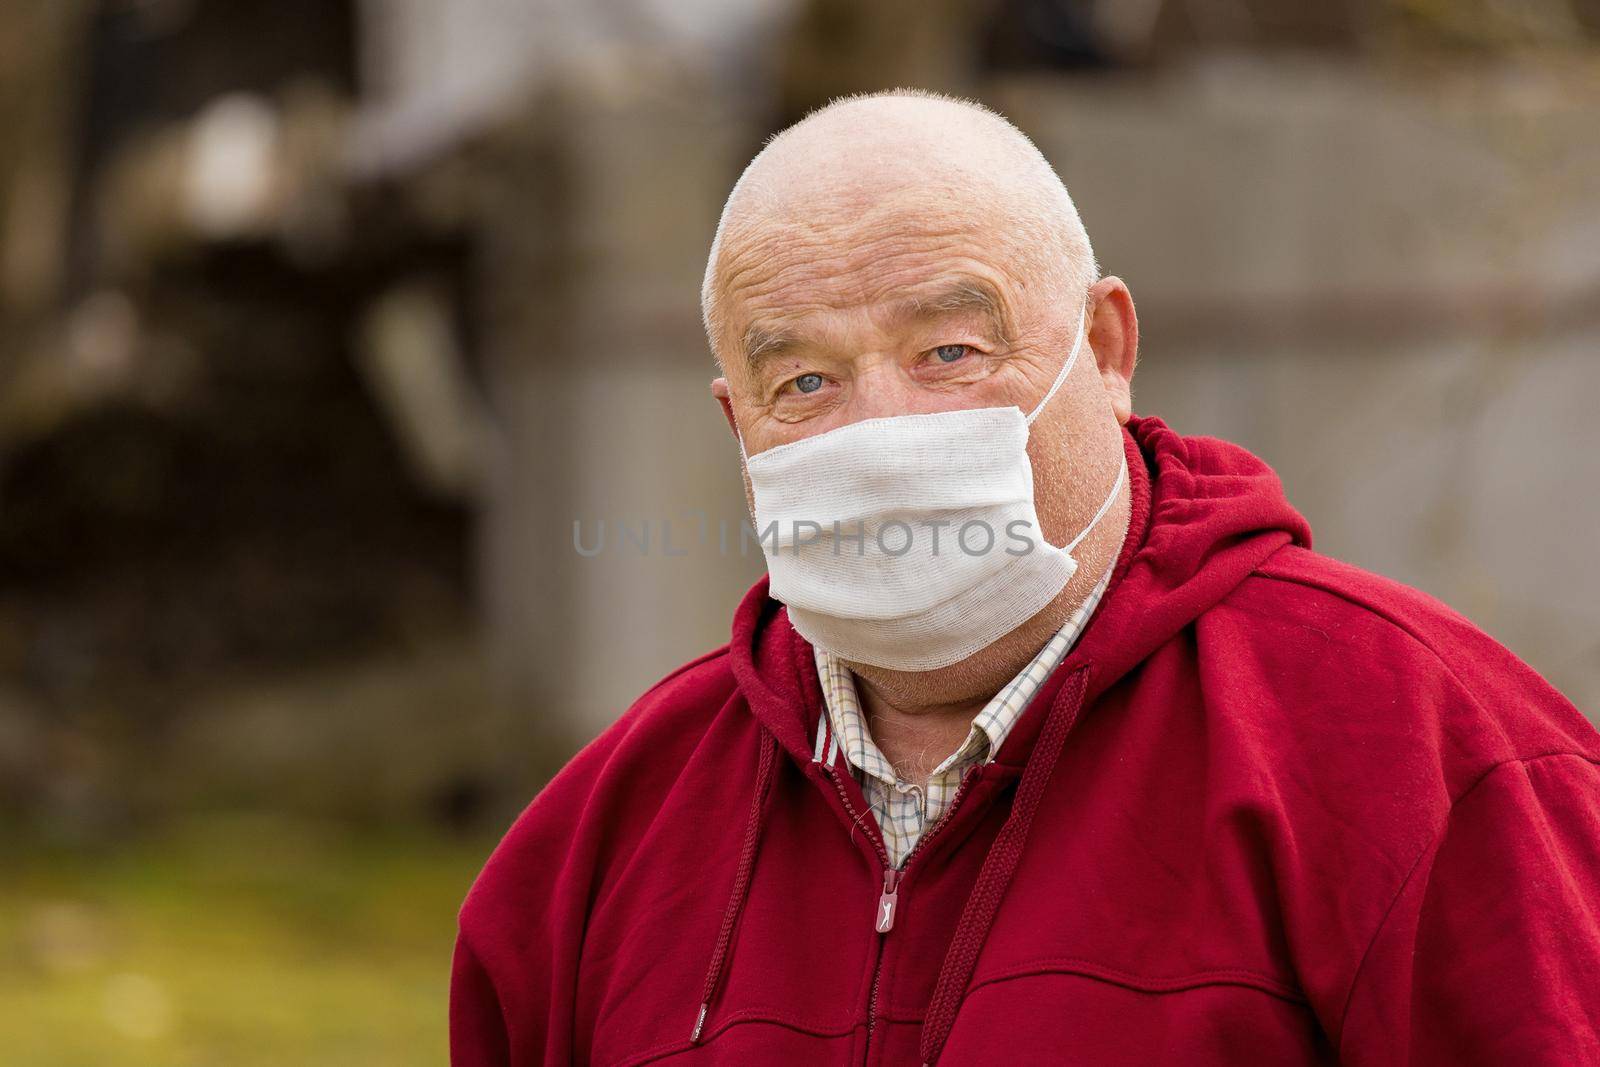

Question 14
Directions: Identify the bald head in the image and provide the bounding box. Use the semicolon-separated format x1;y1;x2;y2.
701;90;1097;365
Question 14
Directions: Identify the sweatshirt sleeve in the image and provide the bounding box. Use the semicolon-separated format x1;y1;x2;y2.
447;734;621;1067
446;653;732;1066
1339;753;1600;1065
451;933;511;1066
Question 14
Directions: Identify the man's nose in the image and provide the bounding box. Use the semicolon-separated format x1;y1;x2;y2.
843;359;940;422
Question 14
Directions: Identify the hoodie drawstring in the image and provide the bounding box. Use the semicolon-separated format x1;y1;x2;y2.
919;666;1092;1066
691;725;779;1044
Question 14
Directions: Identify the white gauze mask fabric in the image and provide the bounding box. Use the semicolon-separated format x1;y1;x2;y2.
742;308;1125;671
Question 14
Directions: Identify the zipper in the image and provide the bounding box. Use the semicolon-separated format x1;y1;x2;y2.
822;763;983;1053
876;869;901;933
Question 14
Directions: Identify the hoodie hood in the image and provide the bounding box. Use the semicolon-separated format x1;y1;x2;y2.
729;414;1313;770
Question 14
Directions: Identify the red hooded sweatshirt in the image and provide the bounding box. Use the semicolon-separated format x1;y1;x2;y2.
452;417;1600;1066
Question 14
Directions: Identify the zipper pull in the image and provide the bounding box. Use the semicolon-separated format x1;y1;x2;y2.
876;869;901;933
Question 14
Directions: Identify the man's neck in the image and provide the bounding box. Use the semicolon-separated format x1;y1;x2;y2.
848;570;1080;783
843;478;1131;783
852;676;990;783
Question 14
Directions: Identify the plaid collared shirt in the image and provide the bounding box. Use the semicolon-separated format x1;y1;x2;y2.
812;564;1113;868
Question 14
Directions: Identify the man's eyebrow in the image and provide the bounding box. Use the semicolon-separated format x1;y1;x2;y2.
740;322;806;376
896;278;1015;344
738;277;1014;375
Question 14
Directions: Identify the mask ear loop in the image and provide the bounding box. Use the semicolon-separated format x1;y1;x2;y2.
735;428;749;463
1024;306;1089;427
1065;453;1127;554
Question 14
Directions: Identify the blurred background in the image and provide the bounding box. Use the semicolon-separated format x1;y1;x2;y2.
1;0;1597;1063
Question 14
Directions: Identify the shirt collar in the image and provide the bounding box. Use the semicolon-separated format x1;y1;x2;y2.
814;561;1115;786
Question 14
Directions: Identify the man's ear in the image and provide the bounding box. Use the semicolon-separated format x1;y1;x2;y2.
1085;276;1138;425
711;377;740;437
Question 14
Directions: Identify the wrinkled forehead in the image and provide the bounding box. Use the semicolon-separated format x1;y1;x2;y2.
728;213;987;305
712;187;1036;347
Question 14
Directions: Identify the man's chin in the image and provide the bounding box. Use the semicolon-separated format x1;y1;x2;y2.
843;590;1074;709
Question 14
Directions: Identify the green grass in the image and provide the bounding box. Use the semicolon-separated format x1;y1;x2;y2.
0;815;496;1067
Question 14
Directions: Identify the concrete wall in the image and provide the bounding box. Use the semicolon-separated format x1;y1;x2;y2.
1002;56;1600;716
478;80;764;744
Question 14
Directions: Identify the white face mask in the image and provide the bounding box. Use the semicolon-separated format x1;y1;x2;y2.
741;310;1125;672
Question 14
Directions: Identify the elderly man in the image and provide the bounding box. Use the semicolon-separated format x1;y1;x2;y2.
451;91;1600;1065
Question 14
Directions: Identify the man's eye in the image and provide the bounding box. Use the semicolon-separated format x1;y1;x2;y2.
932;344;970;364
792;372;825;394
